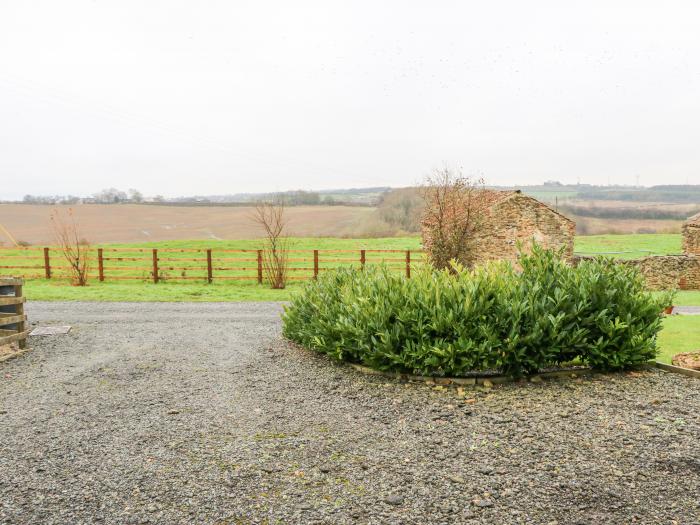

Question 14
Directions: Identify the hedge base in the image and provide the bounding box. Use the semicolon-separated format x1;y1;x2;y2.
348;363;593;386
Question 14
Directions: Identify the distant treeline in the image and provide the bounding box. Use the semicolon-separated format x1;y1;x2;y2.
376;187;423;232
22;188;150;205
260;191;338;206
150;190;375;207
560;204;700;220
576;185;700;203
143;200;370;208
18;187;384;207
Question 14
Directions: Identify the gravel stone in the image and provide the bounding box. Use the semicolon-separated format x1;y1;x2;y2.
1;301;699;524
384;495;404;505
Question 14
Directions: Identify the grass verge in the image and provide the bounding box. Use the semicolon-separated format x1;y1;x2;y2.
24;279;299;302
23;280;700;305
658;316;700;364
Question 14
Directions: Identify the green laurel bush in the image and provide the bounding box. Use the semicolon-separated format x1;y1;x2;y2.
282;246;672;377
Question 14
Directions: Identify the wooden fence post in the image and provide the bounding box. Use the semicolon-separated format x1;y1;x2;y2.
206;249;213;284
360;249;366;268
97;248;104;282
405;250;411;278
257;250;263;284
313;250;319;279
43;247;51;279
152;249;159;284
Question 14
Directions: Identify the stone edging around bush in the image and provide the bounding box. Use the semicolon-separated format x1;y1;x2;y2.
349;361;700;385
655;361;700;379
348;363;591;387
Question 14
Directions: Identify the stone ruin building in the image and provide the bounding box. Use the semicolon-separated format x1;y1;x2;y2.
471;190;575;264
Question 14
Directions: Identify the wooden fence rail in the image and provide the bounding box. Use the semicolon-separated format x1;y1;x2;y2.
0;247;425;284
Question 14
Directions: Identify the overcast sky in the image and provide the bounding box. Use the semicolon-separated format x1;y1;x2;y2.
1;1;699;199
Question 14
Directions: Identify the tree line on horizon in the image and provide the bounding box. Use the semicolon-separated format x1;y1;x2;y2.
16;188;382;206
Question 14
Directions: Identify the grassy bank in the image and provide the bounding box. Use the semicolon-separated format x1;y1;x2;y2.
23;279;301;302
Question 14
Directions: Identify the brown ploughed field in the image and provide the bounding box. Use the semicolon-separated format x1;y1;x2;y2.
0;204;374;244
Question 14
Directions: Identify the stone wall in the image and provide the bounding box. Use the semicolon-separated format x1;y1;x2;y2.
621;255;700;291
683;222;700;255
474;193;575;264
573;254;700;291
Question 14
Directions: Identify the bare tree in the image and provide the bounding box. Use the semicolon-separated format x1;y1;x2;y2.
50;208;90;286
252;198;289;289
93;188;127;203
420;168;488;271
128;188;143;203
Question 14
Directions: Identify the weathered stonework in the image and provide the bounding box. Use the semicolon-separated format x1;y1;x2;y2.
423;190;695;291
622;255;700;291
572;254;700;291
474;191;575;264
682;213;700;255
617;213;700;290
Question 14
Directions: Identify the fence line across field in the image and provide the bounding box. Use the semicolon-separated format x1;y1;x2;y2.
0;246;425;283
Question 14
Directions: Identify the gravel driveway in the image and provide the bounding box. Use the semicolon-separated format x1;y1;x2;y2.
1;302;699;524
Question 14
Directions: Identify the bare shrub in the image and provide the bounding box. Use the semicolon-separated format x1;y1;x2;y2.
252;198;289;289
377;187;424;233
420;168;488;271
348;214;399;238
50;208;90;286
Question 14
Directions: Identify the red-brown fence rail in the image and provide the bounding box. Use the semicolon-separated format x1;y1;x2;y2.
0;246;425;283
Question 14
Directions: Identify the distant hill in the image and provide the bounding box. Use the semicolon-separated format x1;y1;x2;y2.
170;187;391;206
490;183;700;204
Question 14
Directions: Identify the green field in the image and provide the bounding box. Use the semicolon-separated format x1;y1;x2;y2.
522;190;579;203
574;233;682;259
100;237;423;251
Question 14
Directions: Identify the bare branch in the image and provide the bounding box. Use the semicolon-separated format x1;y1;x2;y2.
50;208;90;286
420;168;487;271
251;197;289;289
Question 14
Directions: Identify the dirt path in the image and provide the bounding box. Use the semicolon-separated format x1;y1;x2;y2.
1;302;699;524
